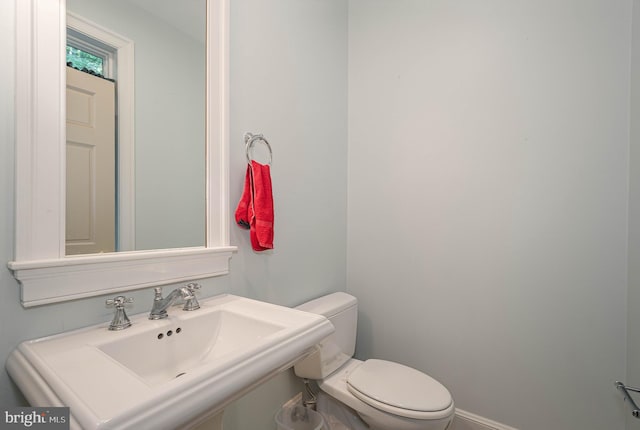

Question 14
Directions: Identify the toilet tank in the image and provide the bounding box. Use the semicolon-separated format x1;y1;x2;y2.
293;292;358;380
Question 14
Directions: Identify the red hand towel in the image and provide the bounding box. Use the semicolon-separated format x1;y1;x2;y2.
235;160;274;251
250;161;274;250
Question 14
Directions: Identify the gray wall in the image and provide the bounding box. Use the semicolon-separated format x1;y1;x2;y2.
629;0;640;429
227;0;348;307
347;1;631;429
0;1;348;429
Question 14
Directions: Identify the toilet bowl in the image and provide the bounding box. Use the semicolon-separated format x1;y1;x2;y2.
294;293;454;430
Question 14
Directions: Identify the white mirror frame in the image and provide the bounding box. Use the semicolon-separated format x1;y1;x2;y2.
9;0;236;307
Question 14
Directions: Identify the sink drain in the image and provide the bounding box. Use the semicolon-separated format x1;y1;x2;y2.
175;372;187;378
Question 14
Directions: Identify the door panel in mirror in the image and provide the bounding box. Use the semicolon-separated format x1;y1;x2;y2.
66;67;116;255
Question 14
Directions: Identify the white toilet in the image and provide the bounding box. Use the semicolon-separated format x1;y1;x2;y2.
294;292;454;430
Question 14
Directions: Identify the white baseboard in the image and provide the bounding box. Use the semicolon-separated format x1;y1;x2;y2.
451;409;518;430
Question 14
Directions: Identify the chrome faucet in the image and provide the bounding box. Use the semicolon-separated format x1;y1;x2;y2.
148;283;201;320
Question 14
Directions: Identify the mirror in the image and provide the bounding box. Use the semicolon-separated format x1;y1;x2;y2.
65;0;206;255
9;0;236;307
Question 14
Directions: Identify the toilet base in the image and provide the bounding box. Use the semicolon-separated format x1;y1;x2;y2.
316;391;369;430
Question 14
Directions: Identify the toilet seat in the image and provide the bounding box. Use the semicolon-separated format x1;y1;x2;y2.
346;359;453;420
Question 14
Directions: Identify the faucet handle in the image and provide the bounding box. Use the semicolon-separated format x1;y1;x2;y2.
185;283;201;294
183;283;201;311
106;295;134;307
105;295;133;330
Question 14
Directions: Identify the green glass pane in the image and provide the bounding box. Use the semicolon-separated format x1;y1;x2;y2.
66;46;104;76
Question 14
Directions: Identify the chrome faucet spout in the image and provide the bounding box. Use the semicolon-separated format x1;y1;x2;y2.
148;286;195;320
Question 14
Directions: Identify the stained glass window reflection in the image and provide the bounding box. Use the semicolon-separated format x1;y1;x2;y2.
66;46;104;76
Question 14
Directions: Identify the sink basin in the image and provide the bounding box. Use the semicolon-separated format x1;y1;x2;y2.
98;308;285;387
6;294;334;430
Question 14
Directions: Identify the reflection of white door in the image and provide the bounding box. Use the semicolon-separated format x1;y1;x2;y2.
66;66;116;255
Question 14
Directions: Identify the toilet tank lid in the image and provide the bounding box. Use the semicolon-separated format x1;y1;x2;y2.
295;292;357;317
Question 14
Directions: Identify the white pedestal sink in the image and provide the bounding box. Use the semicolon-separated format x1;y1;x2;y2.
6;294;334;430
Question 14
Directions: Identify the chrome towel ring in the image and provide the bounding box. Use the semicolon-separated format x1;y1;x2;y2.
244;132;273;165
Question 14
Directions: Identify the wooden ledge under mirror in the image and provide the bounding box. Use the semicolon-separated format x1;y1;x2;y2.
9;0;236;307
